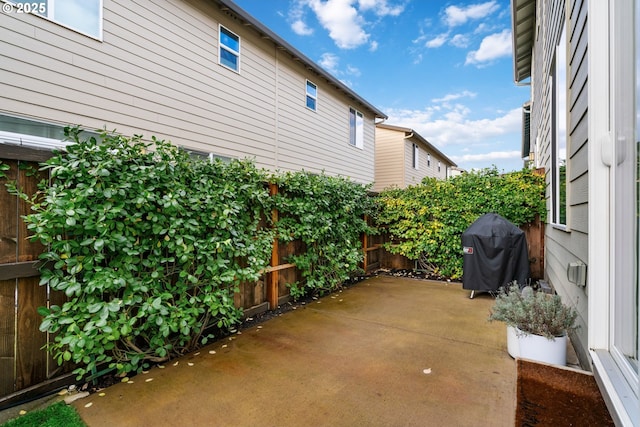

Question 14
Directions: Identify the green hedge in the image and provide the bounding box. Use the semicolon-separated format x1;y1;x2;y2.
1;128;374;380
374;167;546;279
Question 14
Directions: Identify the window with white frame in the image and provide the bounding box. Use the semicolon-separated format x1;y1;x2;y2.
552;27;567;226
427;153;431;167
412;143;419;169
349;107;363;149
306;80;317;111
611;0;639;401
10;0;102;39
438;161;441;172
219;25;240;72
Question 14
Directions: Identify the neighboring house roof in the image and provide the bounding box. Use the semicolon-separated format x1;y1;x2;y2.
376;123;457;167
511;0;536;82
216;0;387;121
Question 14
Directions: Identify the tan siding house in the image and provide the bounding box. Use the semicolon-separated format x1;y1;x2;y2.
374;124;457;192
512;0;638;424
0;0;385;184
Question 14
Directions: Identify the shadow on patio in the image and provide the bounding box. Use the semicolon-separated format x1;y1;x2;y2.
72;276;516;427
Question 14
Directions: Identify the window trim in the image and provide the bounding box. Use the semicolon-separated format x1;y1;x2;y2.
427;153;431;167
306;80;317;111
412;143;419;169
551;25;568;229
349;107;364;149
219;24;240;73
7;0;104;40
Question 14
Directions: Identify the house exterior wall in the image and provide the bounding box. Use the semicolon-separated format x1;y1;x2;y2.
374;125;455;192
0;0;380;184
521;0;639;424
530;0;589;366
373;126;404;192
404;139;450;182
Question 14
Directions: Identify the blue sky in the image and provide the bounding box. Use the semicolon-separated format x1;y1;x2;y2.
232;0;529;172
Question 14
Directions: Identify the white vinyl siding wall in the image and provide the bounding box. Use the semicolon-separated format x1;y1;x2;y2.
0;0;378;184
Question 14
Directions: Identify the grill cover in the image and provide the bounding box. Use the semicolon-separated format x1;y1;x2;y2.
461;213;530;291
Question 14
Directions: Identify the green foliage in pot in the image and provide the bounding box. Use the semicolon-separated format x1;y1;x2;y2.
489;284;578;340
374;167;545;279
18;127;275;379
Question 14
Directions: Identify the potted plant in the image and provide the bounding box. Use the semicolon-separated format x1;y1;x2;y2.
489;283;578;365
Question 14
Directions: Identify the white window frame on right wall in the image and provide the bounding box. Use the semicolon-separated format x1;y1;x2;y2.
589;1;639;425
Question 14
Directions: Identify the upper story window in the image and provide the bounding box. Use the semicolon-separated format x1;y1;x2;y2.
349;107;364;149
427;153;431;167
306;80;317;111
10;0;103;39
412;143;419;169
438;161;441;172
219;25;240;72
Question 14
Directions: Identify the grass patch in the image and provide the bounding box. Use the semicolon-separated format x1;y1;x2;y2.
1;402;86;427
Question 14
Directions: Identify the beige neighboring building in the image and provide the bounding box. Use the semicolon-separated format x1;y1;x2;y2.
373;123;457;192
0;0;386;184
511;0;639;424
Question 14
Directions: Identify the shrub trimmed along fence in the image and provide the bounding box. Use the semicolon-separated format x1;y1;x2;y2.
0;130;544;406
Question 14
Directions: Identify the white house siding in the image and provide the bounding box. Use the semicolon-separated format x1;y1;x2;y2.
404;142;450;182
0;0;381;184
274;52;376;183
373;126;404;192
529;0;589;367
375;125;455;191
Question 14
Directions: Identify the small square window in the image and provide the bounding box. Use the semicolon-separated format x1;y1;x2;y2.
219;25;240;72
306;80;317;111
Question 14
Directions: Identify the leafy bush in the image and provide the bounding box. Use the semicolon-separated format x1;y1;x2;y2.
374;167;545;279
272;171;375;299
489;283;578;339
21;128;274;379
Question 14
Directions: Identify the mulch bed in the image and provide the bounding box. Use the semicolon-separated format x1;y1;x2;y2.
516;358;614;426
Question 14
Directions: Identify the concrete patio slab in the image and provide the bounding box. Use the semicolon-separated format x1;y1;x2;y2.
72;276;516;427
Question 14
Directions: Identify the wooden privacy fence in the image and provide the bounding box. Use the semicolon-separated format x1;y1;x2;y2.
0;152;545;404
0;146;74;406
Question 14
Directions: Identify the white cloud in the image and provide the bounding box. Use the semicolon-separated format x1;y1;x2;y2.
443;1;500;27
451;150;521;163
465;29;512;66
290;0;405;49
369;40;379;51
384;105;523;170
450;34;469;48
318;52;340;73
306;0;369;49
431;90;477;104
346;65;362;76
291;19;314;35
358;0;405;16
384;106;521;147
425;33;448;48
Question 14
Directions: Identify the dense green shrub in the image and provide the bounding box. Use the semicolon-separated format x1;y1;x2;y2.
272;171;375;299
374;167;545;279
20;128;274;379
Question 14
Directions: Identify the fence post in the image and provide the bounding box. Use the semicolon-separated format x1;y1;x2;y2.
267;183;279;309
362;215;369;272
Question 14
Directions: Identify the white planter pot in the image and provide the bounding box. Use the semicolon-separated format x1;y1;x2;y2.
506;326;519;358
516;327;567;366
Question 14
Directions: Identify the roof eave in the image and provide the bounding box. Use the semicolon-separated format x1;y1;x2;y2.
511;0;536;83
